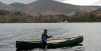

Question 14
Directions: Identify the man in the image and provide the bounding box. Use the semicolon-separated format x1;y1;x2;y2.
41;29;52;48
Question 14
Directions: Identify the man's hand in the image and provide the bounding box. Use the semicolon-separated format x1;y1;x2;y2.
50;36;52;37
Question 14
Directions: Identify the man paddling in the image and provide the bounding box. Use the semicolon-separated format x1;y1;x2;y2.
41;29;52;48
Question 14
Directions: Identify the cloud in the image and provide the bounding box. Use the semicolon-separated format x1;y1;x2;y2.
55;0;101;5
0;0;36;4
54;0;68;2
54;0;67;1
0;0;101;5
92;0;101;5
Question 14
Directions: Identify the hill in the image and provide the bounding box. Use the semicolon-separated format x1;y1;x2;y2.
84;6;101;8
90;8;101;14
10;2;26;8
0;1;16;11
18;0;96;16
0;8;101;23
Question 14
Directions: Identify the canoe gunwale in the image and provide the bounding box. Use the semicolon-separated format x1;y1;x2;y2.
16;36;83;43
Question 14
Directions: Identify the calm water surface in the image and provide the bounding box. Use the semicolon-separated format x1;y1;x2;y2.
0;23;101;51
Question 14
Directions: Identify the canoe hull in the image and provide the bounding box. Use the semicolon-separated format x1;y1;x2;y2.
16;36;83;50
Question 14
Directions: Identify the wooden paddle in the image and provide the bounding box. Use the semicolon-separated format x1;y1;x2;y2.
45;45;47;49
45;37;52;49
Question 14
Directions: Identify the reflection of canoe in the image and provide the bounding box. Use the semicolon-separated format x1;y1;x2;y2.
16;36;83;50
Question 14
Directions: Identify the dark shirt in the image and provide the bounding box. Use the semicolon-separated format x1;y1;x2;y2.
41;33;51;43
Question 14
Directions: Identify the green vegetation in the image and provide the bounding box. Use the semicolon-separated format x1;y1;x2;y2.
68;13;101;22
0;9;101;23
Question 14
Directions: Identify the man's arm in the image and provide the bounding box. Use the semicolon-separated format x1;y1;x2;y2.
46;34;52;38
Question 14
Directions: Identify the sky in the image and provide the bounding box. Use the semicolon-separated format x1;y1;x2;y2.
0;0;101;6
55;0;101;6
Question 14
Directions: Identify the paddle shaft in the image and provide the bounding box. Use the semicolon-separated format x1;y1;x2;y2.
45;45;47;49
45;37;52;49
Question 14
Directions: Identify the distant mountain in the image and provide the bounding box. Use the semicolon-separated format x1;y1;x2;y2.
0;1;16;11
91;8;101;14
84;6;101;8
18;0;96;16
10;2;26;8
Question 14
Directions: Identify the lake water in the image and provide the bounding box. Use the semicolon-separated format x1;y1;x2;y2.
0;23;101;51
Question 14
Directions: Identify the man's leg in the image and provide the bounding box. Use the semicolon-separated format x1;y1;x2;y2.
43;40;47;48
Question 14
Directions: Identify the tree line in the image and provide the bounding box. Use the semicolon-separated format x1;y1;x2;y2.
0;9;101;23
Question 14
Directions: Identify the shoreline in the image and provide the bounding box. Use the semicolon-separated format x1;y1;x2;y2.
0;22;101;24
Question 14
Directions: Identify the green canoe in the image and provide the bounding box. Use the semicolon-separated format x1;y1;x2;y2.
16;36;83;50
